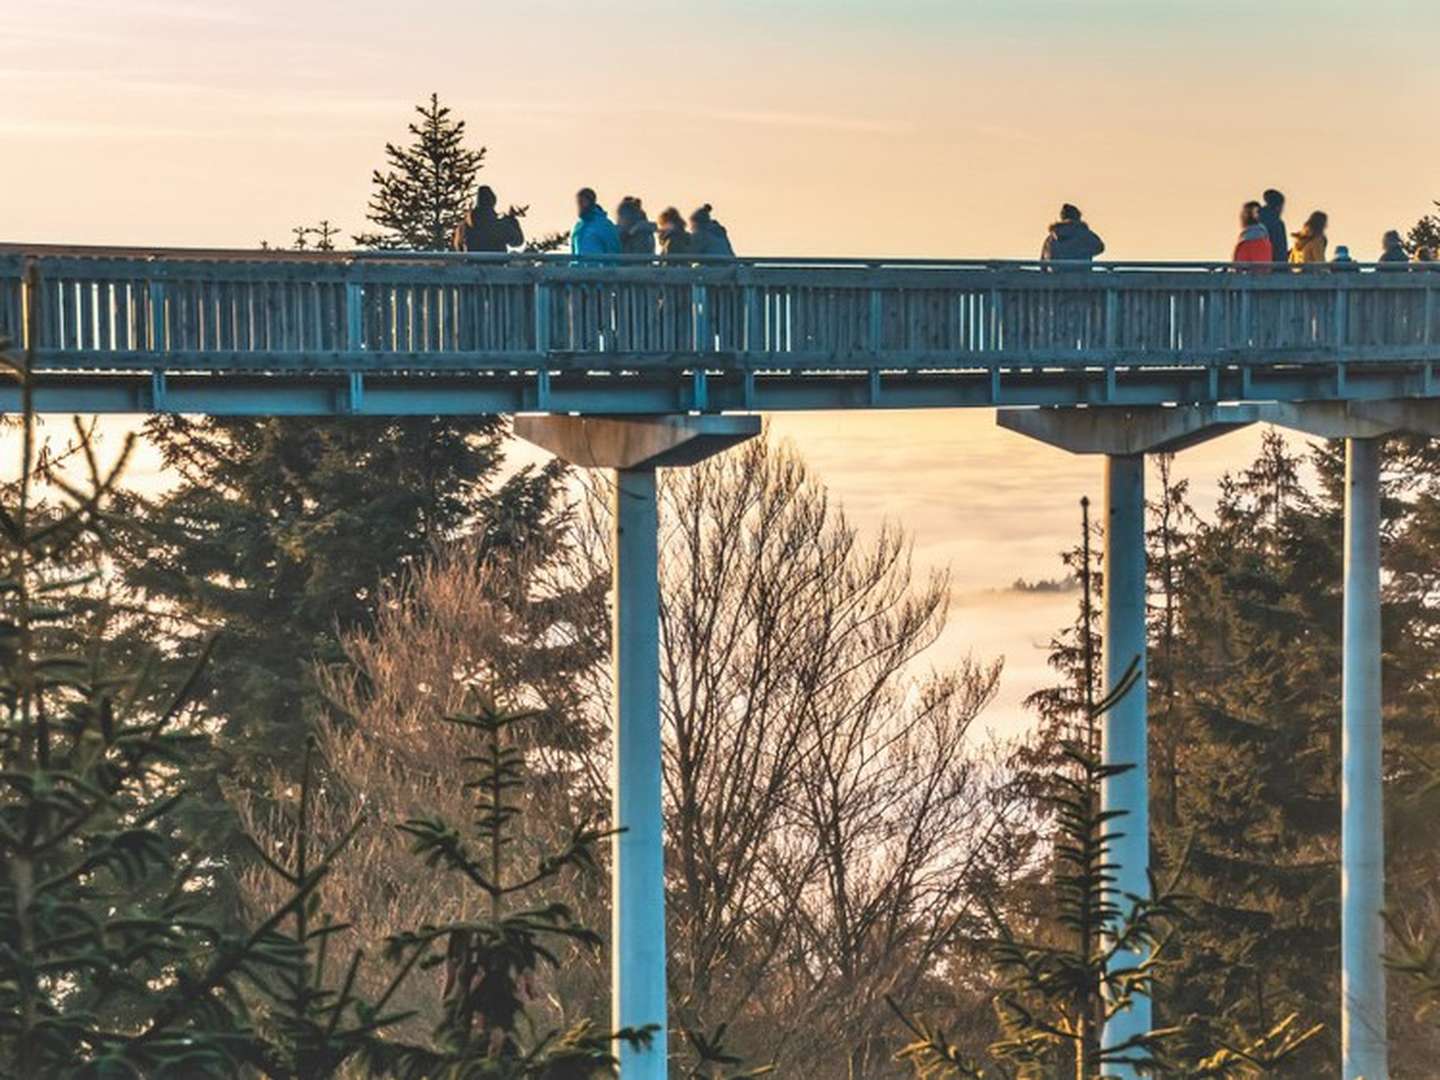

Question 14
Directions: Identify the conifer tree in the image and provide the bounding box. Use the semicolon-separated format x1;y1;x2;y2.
354;93;486;251
120;92;577;820
890;665;1318;1078
0;300;355;1078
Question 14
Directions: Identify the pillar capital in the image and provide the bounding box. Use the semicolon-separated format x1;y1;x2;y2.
514;413;760;470
996;404;1259;456
1262;399;1440;439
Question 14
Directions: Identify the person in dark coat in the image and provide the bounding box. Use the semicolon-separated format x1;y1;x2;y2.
1378;230;1410;267
1040;204;1105;262
657;207;692;258
1259;189;1287;264
616;196;657;256
452;185;525;252
688;204;735;258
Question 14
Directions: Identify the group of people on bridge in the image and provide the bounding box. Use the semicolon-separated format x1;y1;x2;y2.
453;185;736;259
1231;188;1436;267
1041;193;1436;269
456;183;1435;268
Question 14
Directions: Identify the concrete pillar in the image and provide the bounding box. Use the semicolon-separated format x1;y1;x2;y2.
995;407;1262;1078
610;466;666;1078
1342;437;1387;1080
513;413;759;1079
1256;406;1410;1079
1102;452;1151;1077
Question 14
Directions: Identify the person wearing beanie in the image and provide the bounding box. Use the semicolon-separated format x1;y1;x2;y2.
616;196;657;256
688;203;735;258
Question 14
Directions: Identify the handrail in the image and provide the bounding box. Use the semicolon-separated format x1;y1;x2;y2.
2;247;1435;405
2;242;1437;273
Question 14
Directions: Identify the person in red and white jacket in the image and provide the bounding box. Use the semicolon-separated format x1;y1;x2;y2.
1233;201;1273;265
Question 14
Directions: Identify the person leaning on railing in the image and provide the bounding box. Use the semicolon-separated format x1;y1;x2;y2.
452;185;525;253
571;187;622;257
1378;229;1411;269
617;196;657;256
1233;201;1274;269
688;204;735;258
1039;203;1105;263
1288;210;1329;265
657;207;693;258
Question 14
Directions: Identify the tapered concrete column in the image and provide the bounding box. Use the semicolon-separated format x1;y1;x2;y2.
1342;437;1386;1080
515;413;759;1079
1102;453;1151;1077
610;465;666;1078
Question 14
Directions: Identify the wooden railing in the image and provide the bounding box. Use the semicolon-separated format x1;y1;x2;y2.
1;249;1437;373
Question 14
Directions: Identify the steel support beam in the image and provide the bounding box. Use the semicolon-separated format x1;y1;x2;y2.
1102;453;1151;1077
1342;437;1387;1080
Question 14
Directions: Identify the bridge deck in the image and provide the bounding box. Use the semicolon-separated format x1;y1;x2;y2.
1;246;1437;414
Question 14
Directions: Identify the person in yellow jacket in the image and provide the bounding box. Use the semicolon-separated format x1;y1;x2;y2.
1289;211;1329;265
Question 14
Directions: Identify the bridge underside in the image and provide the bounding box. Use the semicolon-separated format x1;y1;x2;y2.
8;359;1436;416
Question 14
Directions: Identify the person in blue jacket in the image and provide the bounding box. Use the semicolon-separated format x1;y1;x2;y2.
571;188;621;257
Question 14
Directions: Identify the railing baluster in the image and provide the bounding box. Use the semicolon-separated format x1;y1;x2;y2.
148;277;167;354
534;277;551;356
347;280;364;356
692;282;709;353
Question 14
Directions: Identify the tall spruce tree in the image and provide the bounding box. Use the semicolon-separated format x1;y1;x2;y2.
1026;431;1440;1074
117;96;575;887
1149;433;1341;1071
354;93;486;251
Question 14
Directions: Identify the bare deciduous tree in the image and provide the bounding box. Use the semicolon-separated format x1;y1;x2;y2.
235;546;611;1043
574;431;1025;1075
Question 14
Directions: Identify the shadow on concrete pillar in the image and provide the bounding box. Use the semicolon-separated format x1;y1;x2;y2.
1102;452;1151;1070
1341;437;1386;1080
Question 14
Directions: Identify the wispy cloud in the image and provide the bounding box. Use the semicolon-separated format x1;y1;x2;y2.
29;0;261;24
676;106;911;136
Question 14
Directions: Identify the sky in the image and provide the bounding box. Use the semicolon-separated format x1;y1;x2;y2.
5;0;1436;732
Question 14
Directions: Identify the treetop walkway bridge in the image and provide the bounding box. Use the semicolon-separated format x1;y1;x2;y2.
5;244;1436;1079
1;245;1436;415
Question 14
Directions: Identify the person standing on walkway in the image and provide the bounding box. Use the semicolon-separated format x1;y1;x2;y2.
657;207;693;258
571;187;622;257
1259;189;1287;263
689;204;735;258
1378;229;1410;266
452;185;525;252
1233;201;1273;265
1289;211;1329;265
1040;204;1105;262
617;196;657;256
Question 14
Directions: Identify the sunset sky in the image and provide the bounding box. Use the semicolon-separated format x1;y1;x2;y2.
6;0;1436;730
